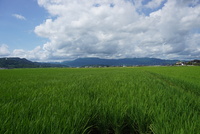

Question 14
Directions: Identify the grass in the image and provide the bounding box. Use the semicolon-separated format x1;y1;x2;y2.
0;67;199;134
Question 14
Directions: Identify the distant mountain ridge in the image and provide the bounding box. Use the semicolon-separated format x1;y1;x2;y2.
0;57;181;68
62;57;178;67
0;57;65;68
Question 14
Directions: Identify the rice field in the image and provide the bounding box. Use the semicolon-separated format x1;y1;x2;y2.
0;66;199;134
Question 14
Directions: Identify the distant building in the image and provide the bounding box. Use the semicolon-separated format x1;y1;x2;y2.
176;61;184;66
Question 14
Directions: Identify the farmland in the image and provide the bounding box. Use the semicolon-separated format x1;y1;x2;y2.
0;66;199;134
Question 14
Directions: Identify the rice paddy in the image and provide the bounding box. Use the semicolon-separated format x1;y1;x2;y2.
0;66;199;134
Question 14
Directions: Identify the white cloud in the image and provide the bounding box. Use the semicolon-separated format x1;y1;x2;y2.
12;46;51;61
144;0;166;9
12;14;26;20
35;0;141;60
0;44;10;56
9;0;199;61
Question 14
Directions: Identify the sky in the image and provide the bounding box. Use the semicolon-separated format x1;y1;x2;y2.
0;0;200;62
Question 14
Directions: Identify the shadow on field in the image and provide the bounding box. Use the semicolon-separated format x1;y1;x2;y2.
88;124;140;134
85;119;153;134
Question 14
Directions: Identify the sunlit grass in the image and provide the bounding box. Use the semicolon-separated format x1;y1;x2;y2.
0;67;199;133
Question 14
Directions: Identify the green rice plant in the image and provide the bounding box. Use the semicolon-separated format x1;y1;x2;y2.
0;67;199;134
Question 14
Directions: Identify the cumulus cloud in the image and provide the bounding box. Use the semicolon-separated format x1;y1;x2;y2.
0;44;10;56
12;46;52;61
12;14;26;20
17;0;199;61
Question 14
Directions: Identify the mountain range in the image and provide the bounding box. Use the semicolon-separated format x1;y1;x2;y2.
0;57;180;68
0;57;65;68
62;57;178;67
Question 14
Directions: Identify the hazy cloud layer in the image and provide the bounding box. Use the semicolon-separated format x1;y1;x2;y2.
12;14;26;20
9;0;200;61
